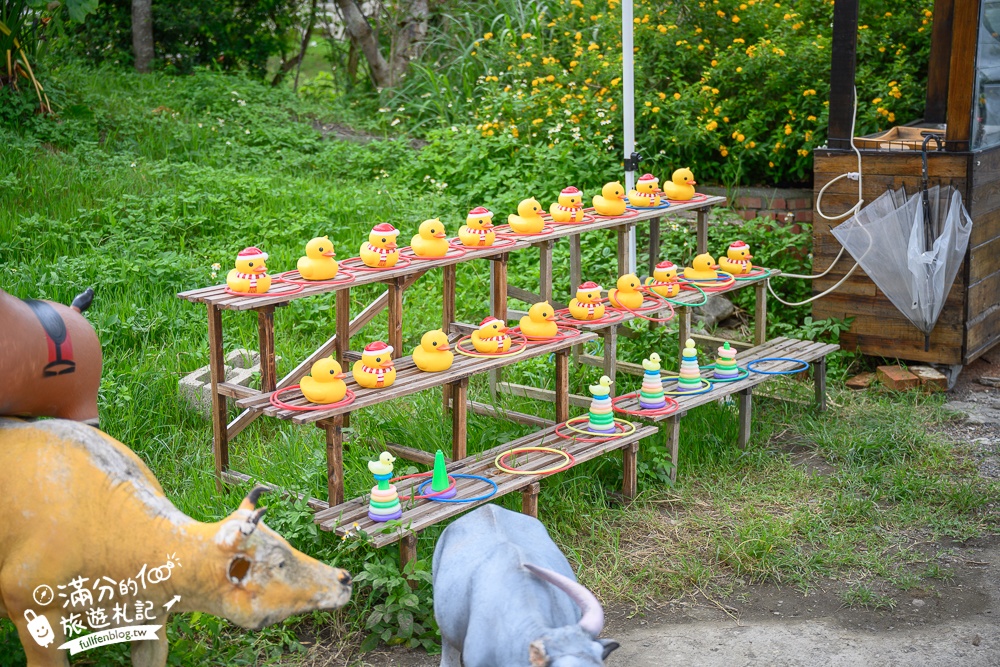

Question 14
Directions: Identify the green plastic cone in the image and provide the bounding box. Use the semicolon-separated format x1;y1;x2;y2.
431;450;449;491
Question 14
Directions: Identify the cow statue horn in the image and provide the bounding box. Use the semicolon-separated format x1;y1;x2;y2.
523;563;605;637
246;484;269;508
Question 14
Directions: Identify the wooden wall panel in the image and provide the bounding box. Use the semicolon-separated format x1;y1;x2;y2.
967;305;1000;358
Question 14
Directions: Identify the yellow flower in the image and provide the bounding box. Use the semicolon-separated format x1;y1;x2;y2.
888;112;895;122
652;106;660;112
674;92;681;99
706;120;718;130
783;12;791;19
659;25;667;33
483;32;493;40
546;74;555;82
732;15;740;23
588;42;600;51
645;101;652;107
884;11;891;17
658;92;666;99
879;46;885;53
872;97;882;104
575;32;582;41
797;149;808;156
733;37;745;43
717;9;725;17
803;89;816;96
736;133;745;142
747;141;756;148
723;116;729;122
570;60;579;68
784;124;792;135
769;161;774;167
511;127;519;137
532;118;544;125
712;87;719;95
807;115;816;121
736;66;742;72
720;146;729;156
711;59;718;66
521;32;533;39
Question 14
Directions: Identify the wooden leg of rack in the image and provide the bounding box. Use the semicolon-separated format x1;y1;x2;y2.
399;534;418;585
320;415;345;506
207;305;228;492
521;482;540;518
555;350;570;424
335;289;350;367
815;357;828;412
569;235;582;362
451;378;468;460
388;277;403;357
623;442;638;500
696;207;709;254
257;306;277;393
677;305;691;365
489;256;509;396
667;415;681;484
648;216;661;277
616;224;632;275
442;265;456;413
602;326;617;384
538;240;554;304
738;389;752;449
754;280;767;347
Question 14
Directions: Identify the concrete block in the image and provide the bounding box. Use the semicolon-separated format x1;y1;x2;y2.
876;365;920;391
179;348;277;417
910;365;948;392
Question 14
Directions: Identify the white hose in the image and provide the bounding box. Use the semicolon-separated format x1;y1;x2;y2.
767;86;864;307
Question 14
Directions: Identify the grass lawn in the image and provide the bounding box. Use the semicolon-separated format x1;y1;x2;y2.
1;66;997;666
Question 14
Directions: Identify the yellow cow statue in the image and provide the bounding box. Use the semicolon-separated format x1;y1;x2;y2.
0;418;352;667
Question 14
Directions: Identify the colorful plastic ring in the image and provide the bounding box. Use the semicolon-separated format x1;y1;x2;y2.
661;378;714;395
746;358;810;375
494;447;575;475
555;416;636;440
273;269;355;287
455;332;528;358
415;474;498;503
400;245;468;260
390;472;459;501
269;386;355;411
449;235;519;250
611;392;680;417
339;255;412;272
224;281;304;297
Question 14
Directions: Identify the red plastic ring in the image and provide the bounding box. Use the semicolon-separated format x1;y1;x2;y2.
269;386;355;411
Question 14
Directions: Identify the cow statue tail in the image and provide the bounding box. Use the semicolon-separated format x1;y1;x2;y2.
71;287;94;313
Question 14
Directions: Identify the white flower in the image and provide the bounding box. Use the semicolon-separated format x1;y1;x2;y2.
130;162;136;168
198;123;203;128
397;106;405;112
211;263;221;271
379;107;391;113
231;91;239;95
226;141;232;145
245;129;250;134
238;99;246;106
218;118;225;125
391;118;401;126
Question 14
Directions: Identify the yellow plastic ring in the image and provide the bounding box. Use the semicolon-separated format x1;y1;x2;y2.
561;416;636;437
494;447;574;475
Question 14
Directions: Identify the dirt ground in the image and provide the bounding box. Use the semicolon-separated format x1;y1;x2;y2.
350;361;1000;667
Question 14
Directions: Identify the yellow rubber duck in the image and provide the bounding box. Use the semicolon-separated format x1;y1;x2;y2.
297;236;338;280
471;316;511;353
226;246;272;294
549;186;585;222
589;375;613;397
352;341;396;389
642;353;662;373
717;240;754;275
607;274;644;311
410;218;450;258
662;168;697;201
459;207;496;247
683;253;718;281
413;329;453;372
645;260;681;297
592;182;627;216
568;281;606;321
507;198;545;234
518;301;558;339
299;357;347;404
628;173;661;208
368;451;396;476
360;223;400;268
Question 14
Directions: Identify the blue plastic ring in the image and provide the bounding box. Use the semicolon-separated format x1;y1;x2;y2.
625;198;672;210
416;474;498;503
746;358;810;375
702;365;751;383
661;378;714;395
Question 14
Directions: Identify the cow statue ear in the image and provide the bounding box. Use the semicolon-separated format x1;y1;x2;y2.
599;638;620;659
528;640;549;666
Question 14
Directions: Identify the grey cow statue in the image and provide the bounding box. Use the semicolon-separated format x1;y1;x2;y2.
433;504;620;667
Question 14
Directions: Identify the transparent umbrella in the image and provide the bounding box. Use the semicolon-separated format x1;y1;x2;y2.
831;184;972;350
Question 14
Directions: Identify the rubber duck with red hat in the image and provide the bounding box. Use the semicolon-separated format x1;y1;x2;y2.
628;174;662;208
549;186;585;222
227;246;272;294
645;260;681;297
718;240;754;275
471;316;511;353
459;207;496;247
568;281;606;320
352;341;397;388
360;223;401;268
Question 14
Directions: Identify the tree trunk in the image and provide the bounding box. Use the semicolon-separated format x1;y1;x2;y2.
388;0;429;83
346;36;360;90
131;0;154;73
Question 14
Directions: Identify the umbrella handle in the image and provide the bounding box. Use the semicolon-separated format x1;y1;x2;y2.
921;134;943;252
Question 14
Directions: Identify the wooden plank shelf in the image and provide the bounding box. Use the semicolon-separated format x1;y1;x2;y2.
314;421;659;556
236;331;597;424
176;197;725;311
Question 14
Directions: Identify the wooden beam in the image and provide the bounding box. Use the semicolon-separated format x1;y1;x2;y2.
386;443;439;467
451;378;468;460
400;534;418;583
814;357;828;412
539;240;554;304
827;0;860;149
737;389;752;449
925;0;955;124
257;306;277;393
754;281;768;347
622;442;638;500
555;350;570;423
648;216;661;277
208;304;229;491
388;277;404;356
218;382;260;400
945;0;980;150
220;469;330;512
467;400;556;428
667;415;680;484
497;382;591;408
335;289;350;366
319;416;346;506
521;482;540;518
696;207;709;254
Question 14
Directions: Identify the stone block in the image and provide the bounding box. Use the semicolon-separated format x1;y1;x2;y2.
876;365;920;391
909;365;948;392
178;348;276;417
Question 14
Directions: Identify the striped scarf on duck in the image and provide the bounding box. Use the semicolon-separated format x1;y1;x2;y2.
234;271;264;292
360;364;391;384
466;227;492;245
365;243;395;265
478;334;508;350
553;203;582;214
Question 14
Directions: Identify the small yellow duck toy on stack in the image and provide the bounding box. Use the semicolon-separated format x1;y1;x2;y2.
662;168;697;201
297;236;338;280
507;198;546;234
683;253;718;281
592;182;627;216
368;451;396;476
717;240;754;275
628;173;661;208
227;246;272;294
352;341;396;389
459;207;496;247
471;316;511;353
568;281;606;320
360;223;401;268
645;260;681;297
413;329;453;372
299;357;347;404
549;186;585;222
607;274;644;311
518;301;558;339
410;219;450;258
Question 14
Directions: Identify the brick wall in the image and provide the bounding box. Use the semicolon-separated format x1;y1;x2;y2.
701;186;813;224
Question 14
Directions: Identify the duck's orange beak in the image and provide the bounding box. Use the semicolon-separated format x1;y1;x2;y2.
386;241;398;250
434;232;448;238
546;315;558;321
380;359;394;369
254;265;267;274
437;342;451;351
687;179;697;185
482;220;494;228
746;254;753;259
334;372;346;379
498;324;509;333
323;250;336;257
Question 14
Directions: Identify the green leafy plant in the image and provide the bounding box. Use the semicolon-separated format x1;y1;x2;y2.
353;557;439;653
772;315;853;344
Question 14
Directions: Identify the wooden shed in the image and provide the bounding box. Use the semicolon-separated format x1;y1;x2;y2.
812;0;999;365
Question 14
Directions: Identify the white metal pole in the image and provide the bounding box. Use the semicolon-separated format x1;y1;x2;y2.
622;0;637;274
